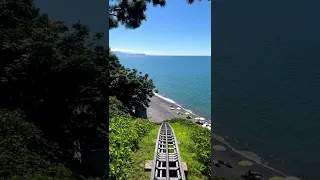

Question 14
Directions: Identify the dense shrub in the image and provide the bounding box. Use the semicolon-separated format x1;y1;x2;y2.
0;109;81;180
109;96;129;117
109;115;154;179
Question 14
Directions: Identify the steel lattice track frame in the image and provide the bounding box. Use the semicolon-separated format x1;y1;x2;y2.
150;123;186;180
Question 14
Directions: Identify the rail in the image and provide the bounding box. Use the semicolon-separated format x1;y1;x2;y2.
150;123;186;180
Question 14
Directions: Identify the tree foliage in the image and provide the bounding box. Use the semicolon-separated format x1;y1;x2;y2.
1;0;109;174
109;0;209;29
109;96;129;117
1;0;155;178
109;65;155;112
0;109;78;180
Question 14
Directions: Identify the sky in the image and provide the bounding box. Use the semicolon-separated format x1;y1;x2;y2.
110;1;211;56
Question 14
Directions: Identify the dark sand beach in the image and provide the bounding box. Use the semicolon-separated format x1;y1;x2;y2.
147;95;295;180
147;95;198;124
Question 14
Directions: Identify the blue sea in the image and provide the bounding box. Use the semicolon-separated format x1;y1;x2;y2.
212;1;320;179
118;52;320;180
118;55;211;121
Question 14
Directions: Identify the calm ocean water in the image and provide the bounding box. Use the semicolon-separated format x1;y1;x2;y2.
213;1;320;179
118;55;211;121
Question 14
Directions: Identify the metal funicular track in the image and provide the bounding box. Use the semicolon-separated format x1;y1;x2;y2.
150;123;186;180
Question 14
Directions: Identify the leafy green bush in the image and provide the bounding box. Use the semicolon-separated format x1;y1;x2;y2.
167;118;211;178
0;109;82;180
109;96;129;117
109;115;154;179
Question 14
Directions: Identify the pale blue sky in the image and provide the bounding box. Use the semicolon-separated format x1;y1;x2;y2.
110;1;211;56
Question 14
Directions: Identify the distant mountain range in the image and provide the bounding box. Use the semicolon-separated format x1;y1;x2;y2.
112;51;146;56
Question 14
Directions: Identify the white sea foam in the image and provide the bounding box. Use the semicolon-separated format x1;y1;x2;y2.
154;92;176;104
153;92;211;123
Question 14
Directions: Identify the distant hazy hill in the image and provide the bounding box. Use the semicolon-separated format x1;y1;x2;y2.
112;51;146;56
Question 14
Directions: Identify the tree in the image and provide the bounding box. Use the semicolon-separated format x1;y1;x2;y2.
0;0;110;177
0;109;79;180
109;0;208;29
1;0;158;178
108;57;155;113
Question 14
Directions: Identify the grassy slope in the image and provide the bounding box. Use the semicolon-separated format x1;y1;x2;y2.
129;122;208;180
128;125;159;180
170;123;207;180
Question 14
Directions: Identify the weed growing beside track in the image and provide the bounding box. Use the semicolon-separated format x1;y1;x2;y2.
109;116;155;179
167;118;211;179
128;126;160;179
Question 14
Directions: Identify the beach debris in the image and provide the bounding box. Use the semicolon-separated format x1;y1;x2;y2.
185;112;190;115
285;177;300;180
249;170;262;176
170;107;175;110
199;117;205;120
269;177;285;180
195;117;201;120
241;170;262;180
215;160;233;168
224;162;233;168
213;160;221;167
213;145;226;151
207;126;211;130
217;160;224;164
177;107;181;110
238;160;254;167
202;124;207;128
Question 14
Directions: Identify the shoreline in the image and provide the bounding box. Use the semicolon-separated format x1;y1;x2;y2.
147;93;296;180
153;92;211;123
212;133;288;178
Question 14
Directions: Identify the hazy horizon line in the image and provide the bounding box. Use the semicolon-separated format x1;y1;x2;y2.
111;48;211;57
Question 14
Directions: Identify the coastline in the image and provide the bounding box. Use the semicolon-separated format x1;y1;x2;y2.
148;92;211;124
147;93;295;180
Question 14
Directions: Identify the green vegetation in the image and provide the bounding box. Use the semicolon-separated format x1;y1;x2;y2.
170;123;207;180
167;118;211;179
0;0;154;179
128;125;160;179
108;96;157;179
109;115;155;179
1;0;110;178
0;109;77;180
